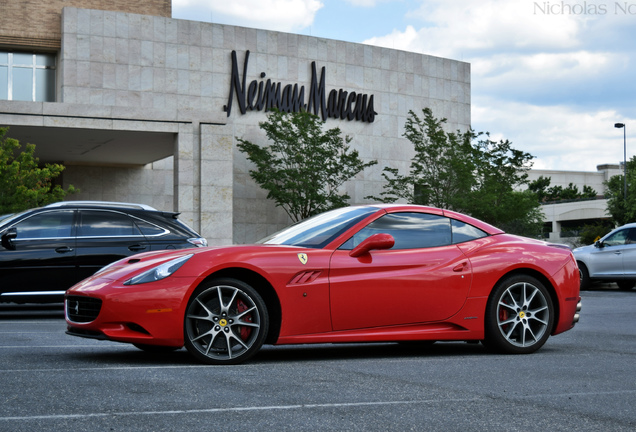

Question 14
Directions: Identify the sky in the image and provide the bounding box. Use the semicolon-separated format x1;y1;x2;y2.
172;0;636;172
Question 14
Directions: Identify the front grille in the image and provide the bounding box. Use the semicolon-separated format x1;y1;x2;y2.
66;295;102;323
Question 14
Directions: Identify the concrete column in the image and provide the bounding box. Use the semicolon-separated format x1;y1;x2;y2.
199;123;233;245
173;122;199;231
549;220;561;242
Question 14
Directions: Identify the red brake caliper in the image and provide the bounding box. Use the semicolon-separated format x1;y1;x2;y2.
237;299;252;340
499;303;509;331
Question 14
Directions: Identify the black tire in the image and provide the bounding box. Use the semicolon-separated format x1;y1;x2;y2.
184;278;268;365
617;281;635;290
578;262;591;291
484;275;554;354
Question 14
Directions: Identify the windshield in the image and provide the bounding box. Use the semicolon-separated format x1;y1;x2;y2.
259;206;379;249
0;210;30;229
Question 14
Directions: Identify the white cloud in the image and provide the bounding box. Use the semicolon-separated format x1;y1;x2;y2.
366;0;584;59
343;0;381;6
472;99;631;172
359;0;636;171
343;0;406;7
173;0;324;33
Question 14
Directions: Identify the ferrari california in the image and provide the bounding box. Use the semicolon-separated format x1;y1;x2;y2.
65;204;581;365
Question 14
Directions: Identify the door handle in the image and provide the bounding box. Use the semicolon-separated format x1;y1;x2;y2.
55;246;74;254
128;245;147;251
453;262;468;272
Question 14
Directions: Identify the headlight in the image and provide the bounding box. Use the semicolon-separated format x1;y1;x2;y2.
124;254;193;286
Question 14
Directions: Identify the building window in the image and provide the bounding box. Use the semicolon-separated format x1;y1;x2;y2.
0;51;56;102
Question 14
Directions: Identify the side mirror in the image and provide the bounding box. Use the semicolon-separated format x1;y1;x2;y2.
349;233;395;258
594;240;604;248
1;228;17;250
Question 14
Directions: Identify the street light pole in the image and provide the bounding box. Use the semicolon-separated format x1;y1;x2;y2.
615;123;627;199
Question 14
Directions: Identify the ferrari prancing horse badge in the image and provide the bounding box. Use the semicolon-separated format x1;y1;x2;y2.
297;253;308;265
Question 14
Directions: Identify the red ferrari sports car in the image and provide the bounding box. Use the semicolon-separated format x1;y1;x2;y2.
65;204;581;364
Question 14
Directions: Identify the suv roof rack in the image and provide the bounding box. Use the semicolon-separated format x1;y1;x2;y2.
45;201;158;211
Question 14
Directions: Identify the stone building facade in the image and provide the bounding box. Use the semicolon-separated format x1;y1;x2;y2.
0;1;471;245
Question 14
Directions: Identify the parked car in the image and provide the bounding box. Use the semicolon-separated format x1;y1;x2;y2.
573;223;636;290
0;201;207;303
65;204;581;365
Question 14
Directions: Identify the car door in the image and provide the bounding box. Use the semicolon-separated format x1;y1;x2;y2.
328;212;472;331
620;228;636;278
0;209;77;296
588;228;631;278
75;210;150;281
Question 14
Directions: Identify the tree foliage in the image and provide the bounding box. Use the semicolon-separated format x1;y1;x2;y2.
236;109;377;222
528;175;597;203
578;222;613;246
0;127;77;213
367;108;543;236
604;156;636;225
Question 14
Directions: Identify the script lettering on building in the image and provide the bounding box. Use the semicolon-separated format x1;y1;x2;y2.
224;50;377;123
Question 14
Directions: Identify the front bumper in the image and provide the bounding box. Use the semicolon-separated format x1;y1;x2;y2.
64;275;198;347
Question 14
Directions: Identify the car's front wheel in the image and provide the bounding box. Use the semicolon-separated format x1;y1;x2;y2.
184;278;268;365
484;275;554;354
578;262;591;291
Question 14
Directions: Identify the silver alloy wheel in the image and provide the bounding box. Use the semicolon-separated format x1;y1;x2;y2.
495;281;550;348
185;284;262;362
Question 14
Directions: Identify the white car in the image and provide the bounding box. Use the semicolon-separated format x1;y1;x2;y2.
573;223;636;290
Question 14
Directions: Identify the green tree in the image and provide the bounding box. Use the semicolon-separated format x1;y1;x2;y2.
529;176;597;203
368;108;543;236
0;127;77;213
528;176;551;202
578;222;613;246
370;107;475;209
605;156;636;225
236;109;377;222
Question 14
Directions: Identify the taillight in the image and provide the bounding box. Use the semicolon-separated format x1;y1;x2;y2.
187;237;208;247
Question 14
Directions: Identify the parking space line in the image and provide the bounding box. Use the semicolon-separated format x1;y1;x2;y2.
4;390;636;422
3;390;636;422
1;398;480;421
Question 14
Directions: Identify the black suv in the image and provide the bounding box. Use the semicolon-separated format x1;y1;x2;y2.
0;201;207;303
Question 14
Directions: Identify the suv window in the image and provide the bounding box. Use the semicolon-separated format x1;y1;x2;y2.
14;211;74;239
604;228;636;246
134;218;167;236
78;211;142;237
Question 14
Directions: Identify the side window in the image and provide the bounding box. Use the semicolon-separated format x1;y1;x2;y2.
78;211;142;237
14;211;73;239
451;219;488;244
341;212;452;250
605;228;636;246
604;230;628;247
134;218;167;236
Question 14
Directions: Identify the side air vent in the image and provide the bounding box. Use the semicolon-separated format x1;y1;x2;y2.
289;270;322;285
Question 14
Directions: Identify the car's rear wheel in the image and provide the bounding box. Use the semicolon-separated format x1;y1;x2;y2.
617;281;634;290
484;275;554;354
184;278;268;365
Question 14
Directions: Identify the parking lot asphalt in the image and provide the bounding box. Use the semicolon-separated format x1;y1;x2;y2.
1;286;635;431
